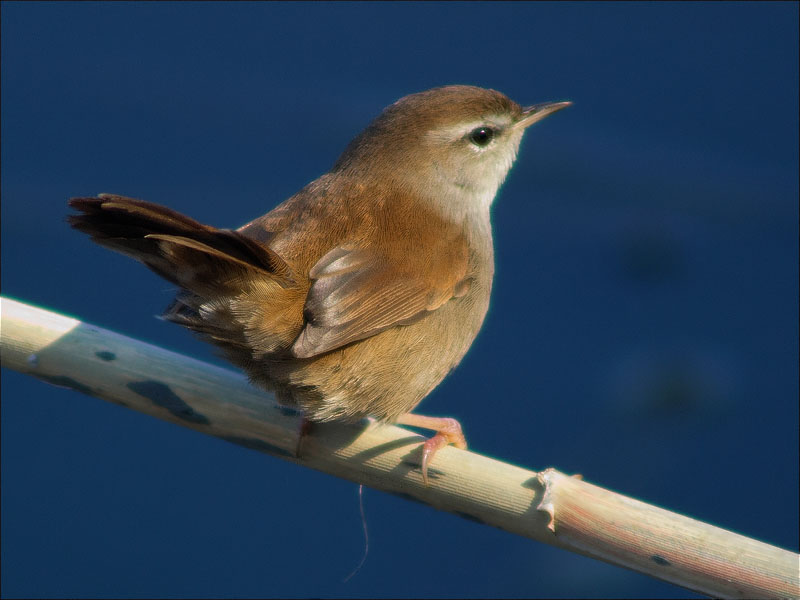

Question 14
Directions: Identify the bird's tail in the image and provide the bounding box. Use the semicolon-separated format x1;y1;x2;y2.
68;194;293;294
68;194;301;358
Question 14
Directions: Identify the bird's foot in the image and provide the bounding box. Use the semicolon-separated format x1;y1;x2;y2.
396;414;467;485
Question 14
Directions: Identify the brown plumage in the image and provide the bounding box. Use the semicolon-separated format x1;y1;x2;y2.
68;85;569;482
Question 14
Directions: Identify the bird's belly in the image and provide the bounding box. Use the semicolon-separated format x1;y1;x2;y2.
265;288;490;423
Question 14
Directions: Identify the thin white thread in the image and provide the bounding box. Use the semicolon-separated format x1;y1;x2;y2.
342;484;369;583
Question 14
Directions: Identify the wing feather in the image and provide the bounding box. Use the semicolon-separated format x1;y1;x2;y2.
291;241;470;358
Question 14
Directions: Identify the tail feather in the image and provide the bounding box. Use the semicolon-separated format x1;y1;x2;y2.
69;193;306;365
68;194;294;291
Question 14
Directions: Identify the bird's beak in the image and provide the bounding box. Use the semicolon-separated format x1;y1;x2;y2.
517;101;572;129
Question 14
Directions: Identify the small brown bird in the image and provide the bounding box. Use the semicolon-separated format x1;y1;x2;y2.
69;85;569;483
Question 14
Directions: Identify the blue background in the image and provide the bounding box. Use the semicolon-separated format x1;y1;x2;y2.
2;2;797;598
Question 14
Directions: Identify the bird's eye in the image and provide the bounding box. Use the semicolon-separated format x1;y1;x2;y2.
468;127;495;147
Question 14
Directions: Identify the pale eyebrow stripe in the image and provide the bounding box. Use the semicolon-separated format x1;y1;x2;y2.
424;115;514;143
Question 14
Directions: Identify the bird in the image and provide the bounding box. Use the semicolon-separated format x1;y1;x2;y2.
68;85;570;484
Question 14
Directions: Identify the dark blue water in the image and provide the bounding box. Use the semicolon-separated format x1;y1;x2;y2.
2;3;797;597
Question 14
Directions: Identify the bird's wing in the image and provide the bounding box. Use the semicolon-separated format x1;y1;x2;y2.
291;241;471;358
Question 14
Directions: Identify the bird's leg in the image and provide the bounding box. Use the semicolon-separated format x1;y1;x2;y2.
395;413;467;485
295;416;314;458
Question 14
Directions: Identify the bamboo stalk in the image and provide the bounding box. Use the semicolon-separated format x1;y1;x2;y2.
1;296;797;599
